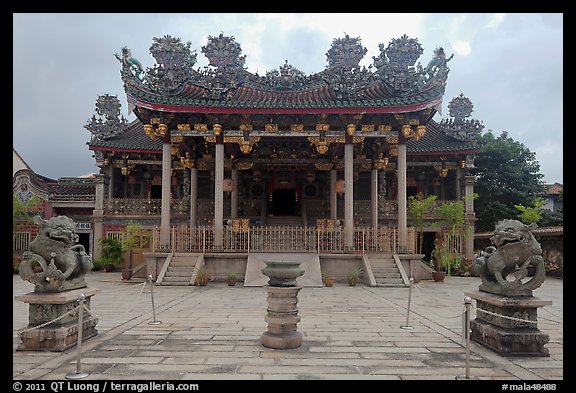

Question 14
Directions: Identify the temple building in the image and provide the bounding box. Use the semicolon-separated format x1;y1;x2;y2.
83;34;483;283
13;149;96;260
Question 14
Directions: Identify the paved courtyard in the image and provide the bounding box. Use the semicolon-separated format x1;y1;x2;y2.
13;272;563;380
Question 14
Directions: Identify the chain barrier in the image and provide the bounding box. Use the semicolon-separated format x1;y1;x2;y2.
473;305;536;325
17;304;83;334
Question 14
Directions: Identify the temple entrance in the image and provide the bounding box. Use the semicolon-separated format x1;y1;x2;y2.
272;189;296;215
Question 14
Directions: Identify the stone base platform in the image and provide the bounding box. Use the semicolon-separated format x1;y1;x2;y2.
261;286;303;349
15;287;99;352
465;290;551;357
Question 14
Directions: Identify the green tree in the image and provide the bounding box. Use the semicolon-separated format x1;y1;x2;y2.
436;199;467;275
473;131;544;231
13;195;42;221
514;198;544;225
407;192;437;255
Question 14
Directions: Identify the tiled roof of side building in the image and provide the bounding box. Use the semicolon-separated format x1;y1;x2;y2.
407;120;477;154
88;120;163;151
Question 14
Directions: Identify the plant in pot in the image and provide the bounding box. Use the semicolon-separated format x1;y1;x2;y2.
347;267;363;287
227;272;238;286
196;269;209;286
430;238;450;282
322;273;335;287
99;237;123;272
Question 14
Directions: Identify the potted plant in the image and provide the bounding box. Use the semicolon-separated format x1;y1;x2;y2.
99;237;123;272
347;267;363;287
196;269;209;286
227;272;238;286
430;238;449;282
322;273;335;287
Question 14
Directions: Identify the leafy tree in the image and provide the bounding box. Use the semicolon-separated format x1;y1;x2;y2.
514;198;544;225
13;195;42;221
436;199;468;275
473;131;544;231
407;192;437;255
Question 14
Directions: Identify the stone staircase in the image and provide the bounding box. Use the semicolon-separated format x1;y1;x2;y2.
367;255;405;287
265;215;303;227
159;253;202;286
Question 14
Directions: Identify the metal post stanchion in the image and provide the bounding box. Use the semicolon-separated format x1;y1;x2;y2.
148;275;162;325
66;293;89;379
456;296;475;380
400;278;414;330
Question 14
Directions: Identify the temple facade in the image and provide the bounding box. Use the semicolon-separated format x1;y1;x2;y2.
64;33;483;282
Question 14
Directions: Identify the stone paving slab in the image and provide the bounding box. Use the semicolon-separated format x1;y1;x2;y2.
13;272;563;381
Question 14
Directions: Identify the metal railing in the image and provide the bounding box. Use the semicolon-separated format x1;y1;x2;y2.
152;224;416;254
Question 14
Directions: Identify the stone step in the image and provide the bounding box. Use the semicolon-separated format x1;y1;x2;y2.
159;281;190;286
167;266;195;272
169;260;197;266
162;276;191;282
164;271;193;277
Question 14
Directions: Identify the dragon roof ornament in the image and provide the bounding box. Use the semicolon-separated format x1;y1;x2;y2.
84;94;128;141
117;33;453;109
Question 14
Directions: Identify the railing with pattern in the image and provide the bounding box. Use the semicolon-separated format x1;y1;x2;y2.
152;224;417;254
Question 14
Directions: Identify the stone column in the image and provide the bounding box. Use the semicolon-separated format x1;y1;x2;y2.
371;168;378;230
214;125;224;249
455;166;462;200
190;166;197;227
92;174;105;260
397;134;408;252
108;165;114;201
330;169;337;220
160;139;172;246
231;168;238;219
344;141;354;248
464;175;476;262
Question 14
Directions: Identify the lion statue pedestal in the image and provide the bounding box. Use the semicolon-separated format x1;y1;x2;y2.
16;216;99;351
467;219;551;356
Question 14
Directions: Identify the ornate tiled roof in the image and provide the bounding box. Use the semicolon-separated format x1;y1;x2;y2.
87;118;476;154
407;120;477;154
118;34;452;114
88;120;163;151
48;178;95;202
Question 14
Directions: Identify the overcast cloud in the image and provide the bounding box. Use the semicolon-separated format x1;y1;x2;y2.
13;13;563;184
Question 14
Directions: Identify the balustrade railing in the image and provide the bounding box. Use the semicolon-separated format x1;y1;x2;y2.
152;224;416;254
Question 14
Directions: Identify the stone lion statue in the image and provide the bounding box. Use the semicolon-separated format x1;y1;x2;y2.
19;215;92;292
473;219;545;296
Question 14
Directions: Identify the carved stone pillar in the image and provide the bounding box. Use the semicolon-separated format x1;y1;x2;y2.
344;141;354;248
371;168;378;229
330;169;337;220
160;140;172;246
214;125;224;249
92;174;105;260
231;168;238;219
397;134;408;252
190;166;197;226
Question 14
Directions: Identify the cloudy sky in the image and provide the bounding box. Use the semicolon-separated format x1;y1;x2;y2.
13;13;563;184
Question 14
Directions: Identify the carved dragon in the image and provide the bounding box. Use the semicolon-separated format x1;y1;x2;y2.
473;219;545;296
19;216;92;292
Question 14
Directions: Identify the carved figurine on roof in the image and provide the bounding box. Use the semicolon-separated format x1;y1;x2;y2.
118;33;453;110
19;215;93;292
439;93;484;141
115;46;145;82
84;94;127;141
372;34;452;96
